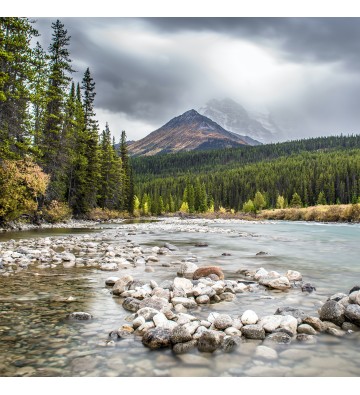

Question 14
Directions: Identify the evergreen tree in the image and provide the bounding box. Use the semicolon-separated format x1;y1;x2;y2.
41;19;74;201
67;83;89;215
0;17;38;158
290;192;302;208
253;191;266;212
30;41;48;148
119;130;133;213
98;122;123;210
317;191;327;205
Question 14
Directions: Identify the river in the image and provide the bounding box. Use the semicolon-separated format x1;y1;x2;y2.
0;218;359;377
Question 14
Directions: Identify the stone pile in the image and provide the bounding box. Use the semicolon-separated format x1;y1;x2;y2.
0;232;177;276
106;266;360;353
236;267;314;291
318;286;360;335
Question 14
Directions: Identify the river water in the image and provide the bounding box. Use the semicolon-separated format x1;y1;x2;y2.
0;218;359;377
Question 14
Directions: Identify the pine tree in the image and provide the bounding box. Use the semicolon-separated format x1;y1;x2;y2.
317;191;327;205
0;17;38;159
290;192;302;208
30;41;48;149
41;19;74;201
119;130;134;213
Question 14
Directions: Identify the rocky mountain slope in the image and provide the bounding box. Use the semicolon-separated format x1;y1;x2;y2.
128;109;261;157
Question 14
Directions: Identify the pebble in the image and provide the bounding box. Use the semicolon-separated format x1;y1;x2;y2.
255;345;278;361
241;310;258;325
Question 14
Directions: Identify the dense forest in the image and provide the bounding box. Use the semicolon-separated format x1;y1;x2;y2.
132;136;360;214
2;18;360;223
0;18;133;224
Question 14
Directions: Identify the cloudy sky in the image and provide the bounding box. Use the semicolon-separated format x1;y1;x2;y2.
34;17;360;141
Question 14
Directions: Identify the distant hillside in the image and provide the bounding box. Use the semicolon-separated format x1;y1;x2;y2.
132;134;360;178
128;109;261;157
131;134;360;213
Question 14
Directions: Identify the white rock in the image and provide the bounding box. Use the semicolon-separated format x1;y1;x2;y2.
224;327;242;336
153;312;169;327
241;310;258;325
280;315;298;335
255;345;278;360
133;316;146;329
207;312;220;323
258;315;283;332
286;270;302;281
349;291;360;305
231;318;243;330
254;268;268;280
267;276;291;290
173;277;193;293
177;262;198;277
184;321;200;335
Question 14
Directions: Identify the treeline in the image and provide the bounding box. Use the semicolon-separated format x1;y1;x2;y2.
132;134;360;179
133;149;360;214
0;18;133;223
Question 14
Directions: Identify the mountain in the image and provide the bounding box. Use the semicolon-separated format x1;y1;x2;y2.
199;98;285;143
128;109;261;157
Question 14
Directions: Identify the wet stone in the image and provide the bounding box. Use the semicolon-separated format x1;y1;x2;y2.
222;336;241;353
241;325;266;340
68;312;92;320
172;340;198;354
197;330;223;353
264;332;292;344
142;327;172;349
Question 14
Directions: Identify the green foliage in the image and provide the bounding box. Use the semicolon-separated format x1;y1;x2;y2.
0;17;39;159
253;191;266;212
317;191;327;205
290;192;302;208
276;195;286;209
242;199;255;213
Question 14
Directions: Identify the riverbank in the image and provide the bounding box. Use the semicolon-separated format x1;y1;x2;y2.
0;218;359;377
172;203;360;223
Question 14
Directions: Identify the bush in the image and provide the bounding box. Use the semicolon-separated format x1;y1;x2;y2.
42;200;72;223
0;159;49;223
86;208;124;221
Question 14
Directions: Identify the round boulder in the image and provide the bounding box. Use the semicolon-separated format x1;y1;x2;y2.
241;310;258;325
319;300;346;326
214;314;233;330
197;330;222;353
241;324;265;340
170;325;193;344
142;328;172;349
344;304;360;326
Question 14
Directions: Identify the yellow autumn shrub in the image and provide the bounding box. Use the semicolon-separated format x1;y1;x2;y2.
0;159;49;222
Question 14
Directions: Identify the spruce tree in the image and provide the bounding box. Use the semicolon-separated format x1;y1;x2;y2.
290;192;302;208
41;19;74;201
119;130;134;213
0;17;38;159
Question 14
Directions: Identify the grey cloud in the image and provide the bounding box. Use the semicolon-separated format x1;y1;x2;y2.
33;17;360;139
143;18;360;70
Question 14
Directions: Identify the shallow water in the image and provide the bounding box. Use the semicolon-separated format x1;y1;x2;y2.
0;219;359;377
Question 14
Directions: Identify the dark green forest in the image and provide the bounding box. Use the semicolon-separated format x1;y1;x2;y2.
0;18;133;223
132;136;360;214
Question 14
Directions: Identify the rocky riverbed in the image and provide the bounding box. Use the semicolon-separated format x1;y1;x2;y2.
0;218;360;377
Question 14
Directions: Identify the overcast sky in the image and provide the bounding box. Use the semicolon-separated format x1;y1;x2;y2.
34;17;360;141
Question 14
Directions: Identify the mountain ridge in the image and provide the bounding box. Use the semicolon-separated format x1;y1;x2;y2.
128;109;261;157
